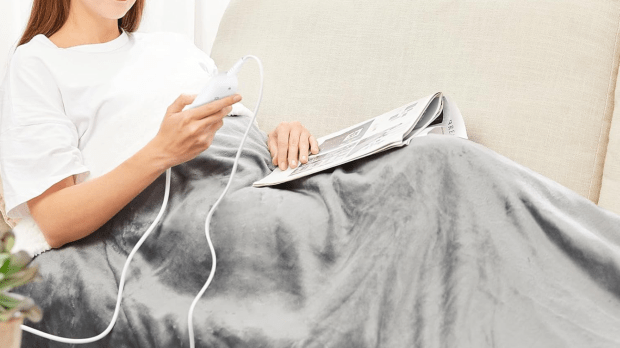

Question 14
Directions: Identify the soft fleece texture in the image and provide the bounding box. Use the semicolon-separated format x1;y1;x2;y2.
18;116;620;347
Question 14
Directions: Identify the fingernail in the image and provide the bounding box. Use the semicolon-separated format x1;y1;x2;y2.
279;162;287;170
290;159;297;168
301;155;307;161
233;95;242;102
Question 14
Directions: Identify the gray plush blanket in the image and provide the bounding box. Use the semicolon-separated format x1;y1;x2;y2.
18;115;620;347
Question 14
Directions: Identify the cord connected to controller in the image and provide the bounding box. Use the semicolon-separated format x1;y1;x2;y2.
20;55;264;347
188;55;263;348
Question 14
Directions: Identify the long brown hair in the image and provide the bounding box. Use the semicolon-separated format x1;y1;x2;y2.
18;0;145;47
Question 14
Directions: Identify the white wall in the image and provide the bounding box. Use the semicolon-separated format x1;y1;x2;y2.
0;0;231;82
0;0;33;82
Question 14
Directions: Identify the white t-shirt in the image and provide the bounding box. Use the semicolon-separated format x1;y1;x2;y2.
0;30;250;256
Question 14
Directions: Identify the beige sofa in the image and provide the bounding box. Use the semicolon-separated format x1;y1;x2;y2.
1;0;618;232
211;0;620;215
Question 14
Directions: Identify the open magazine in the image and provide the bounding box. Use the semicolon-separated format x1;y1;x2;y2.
253;92;468;187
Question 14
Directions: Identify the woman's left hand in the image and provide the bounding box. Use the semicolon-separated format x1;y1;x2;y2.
268;121;319;170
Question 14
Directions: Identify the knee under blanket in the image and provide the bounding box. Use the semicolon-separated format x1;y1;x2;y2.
18;115;620;347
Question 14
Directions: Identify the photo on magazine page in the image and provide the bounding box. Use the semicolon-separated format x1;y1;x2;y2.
319;119;373;153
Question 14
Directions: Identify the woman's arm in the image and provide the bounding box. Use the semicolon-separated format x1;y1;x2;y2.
27;143;169;248
27;94;241;248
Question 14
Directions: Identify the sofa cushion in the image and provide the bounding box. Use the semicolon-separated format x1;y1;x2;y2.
599;71;620;215
211;0;620;203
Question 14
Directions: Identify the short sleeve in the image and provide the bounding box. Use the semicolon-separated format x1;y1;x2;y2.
0;48;89;219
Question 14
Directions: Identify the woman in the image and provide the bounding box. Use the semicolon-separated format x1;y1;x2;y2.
0;0;318;254
7;1;620;347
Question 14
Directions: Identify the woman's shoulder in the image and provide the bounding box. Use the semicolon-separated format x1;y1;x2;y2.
10;35;56;67
4;36;59;89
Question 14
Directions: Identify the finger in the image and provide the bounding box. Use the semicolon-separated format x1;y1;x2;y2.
196;115;226;151
267;132;279;165
201;118;224;139
299;130;310;164
309;135;320;154
277;125;290;170
196;106;231;129
287;126;302;168
188;94;242;120
167;94;197;114
199;131;217;150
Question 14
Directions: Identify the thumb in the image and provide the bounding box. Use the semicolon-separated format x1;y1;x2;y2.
166;94;197;115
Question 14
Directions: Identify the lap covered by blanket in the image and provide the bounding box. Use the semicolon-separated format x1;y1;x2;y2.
18;115;620;347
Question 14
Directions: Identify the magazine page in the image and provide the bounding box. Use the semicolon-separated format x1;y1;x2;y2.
253;93;442;187
413;95;468;140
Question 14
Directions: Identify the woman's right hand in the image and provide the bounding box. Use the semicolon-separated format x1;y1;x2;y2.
29;93;241;248
150;93;242;168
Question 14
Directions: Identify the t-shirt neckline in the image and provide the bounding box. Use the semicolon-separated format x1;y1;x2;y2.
36;30;129;53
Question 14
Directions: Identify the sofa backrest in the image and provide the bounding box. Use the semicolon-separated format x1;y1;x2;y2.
211;0;620;212
599;74;620;214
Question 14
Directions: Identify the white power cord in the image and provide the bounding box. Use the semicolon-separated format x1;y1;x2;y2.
188;55;263;348
20;170;172;344
20;55;264;347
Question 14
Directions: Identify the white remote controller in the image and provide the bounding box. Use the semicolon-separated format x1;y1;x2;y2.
187;72;238;109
